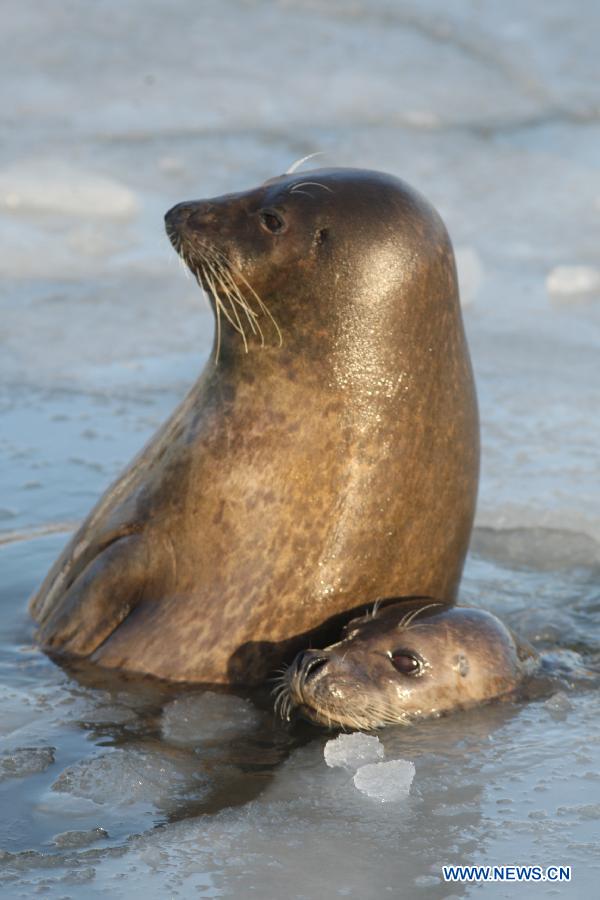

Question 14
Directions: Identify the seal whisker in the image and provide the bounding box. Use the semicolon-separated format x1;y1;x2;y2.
202;260;247;338
290;181;333;195
210;260;250;353
285;152;324;174
397;601;444;632
198;265;227;362
210;253;265;345
371;599;383;618
205;246;266;346
209;245;282;347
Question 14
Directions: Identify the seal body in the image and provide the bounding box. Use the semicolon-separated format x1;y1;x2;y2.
29;168;479;685
280;602;535;729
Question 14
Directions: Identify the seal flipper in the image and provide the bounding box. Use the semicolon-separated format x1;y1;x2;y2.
35;534;153;657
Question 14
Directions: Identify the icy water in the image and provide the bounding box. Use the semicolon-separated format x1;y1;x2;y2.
2;0;600;897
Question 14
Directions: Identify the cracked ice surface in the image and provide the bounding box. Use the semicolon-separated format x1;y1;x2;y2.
0;1;599;897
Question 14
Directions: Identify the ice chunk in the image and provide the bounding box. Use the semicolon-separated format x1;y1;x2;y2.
0;746;55;782
51;747;208;807
353;759;415;802
0;161;137;218
324;733;384;771
161;691;262;745
455;246;484;307
546;265;600;297
51;827;109;848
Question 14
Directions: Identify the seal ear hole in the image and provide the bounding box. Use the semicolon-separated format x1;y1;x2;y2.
389;649;424;677
259;209;286;234
315;228;329;246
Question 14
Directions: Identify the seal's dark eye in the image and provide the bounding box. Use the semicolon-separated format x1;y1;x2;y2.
259;209;286;234
390;650;424;676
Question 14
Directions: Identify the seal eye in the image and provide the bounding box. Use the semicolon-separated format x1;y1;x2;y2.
390;650;423;676
259;209;286;234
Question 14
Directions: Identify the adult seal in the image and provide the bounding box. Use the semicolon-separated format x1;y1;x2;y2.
278;601;538;729
29;167;479;685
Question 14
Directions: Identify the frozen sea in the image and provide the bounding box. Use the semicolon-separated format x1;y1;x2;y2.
1;1;600;897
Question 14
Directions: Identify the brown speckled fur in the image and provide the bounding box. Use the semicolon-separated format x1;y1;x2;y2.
29;168;479;685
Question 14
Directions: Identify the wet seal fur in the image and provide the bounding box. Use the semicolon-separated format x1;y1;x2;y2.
29;167;479;685
278;601;539;730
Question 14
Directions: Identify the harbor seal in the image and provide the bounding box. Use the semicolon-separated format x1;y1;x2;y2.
278;601;538;729
29;167;479;685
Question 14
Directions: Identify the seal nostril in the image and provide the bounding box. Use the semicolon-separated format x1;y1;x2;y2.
164;202;193;230
299;652;329;682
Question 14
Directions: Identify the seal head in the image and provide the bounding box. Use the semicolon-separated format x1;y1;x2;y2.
280;602;532;729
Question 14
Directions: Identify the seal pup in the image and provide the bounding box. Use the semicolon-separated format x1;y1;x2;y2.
278;601;539;729
29;168;479;685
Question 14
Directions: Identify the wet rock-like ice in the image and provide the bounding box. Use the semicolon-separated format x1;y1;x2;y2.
1;0;599;896
0;747;55;783
50;747;208;808
51;827;109;849
324;733;384;770
353;759;416;803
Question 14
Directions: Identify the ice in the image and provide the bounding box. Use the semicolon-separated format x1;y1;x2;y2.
455;245;484;307
353;759;416;803
0;746;55;782
323;732;384;770
0;684;63;740
543;691;573;720
0;161;137;218
546;265;600;297
50;747;209;809
51;827;109;849
161;690;263;746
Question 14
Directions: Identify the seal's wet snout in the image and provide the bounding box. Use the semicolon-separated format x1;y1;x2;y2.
164;201;216;236
294;650;329;686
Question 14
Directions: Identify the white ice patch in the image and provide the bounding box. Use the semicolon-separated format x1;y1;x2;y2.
455;245;484;307
161;691;262;746
546;265;600;297
323;733;384;771
0;161;137;218
353;759;415;803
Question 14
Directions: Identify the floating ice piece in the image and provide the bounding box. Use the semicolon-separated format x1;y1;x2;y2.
353;759;415;802
51;827;109;848
323;733;384;771
0;746;55;782
455;246;484;307
51;747;208;807
161;691;262;745
546;265;600;297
